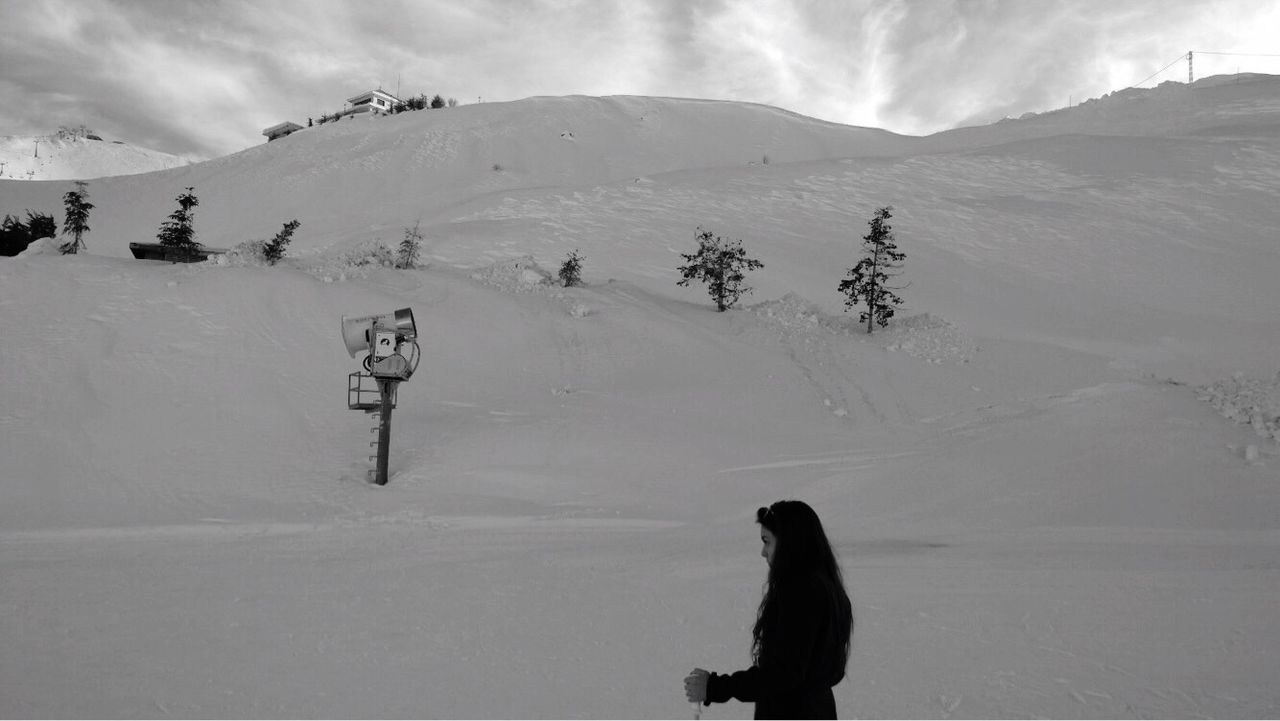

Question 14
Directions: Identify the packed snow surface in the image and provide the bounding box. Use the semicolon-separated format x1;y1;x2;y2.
2;80;1279;718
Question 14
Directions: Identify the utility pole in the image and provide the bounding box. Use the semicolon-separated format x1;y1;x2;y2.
1188;50;1194;84
34;139;40;157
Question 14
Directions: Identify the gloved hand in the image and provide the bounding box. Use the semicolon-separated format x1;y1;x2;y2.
684;667;710;703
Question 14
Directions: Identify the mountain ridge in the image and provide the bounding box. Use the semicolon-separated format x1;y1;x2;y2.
0;132;188;181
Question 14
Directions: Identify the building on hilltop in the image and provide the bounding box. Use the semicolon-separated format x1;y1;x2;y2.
345;89;401;116
262;121;303;142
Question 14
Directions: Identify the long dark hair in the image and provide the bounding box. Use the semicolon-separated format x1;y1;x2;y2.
751;500;853;677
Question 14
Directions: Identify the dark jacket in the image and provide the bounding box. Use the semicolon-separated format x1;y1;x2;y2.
704;574;847;719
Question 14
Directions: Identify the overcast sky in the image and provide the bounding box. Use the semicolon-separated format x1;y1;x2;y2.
2;0;1278;160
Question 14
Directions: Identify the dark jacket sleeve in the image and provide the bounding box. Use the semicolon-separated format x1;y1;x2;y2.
705;580;827;705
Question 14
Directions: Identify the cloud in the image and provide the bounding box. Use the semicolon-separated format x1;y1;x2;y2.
2;0;1278;158
872;0;1280;132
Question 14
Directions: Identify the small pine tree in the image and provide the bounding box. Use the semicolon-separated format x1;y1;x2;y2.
262;219;300;265
24;211;57;241
156;187;201;261
676;227;764;311
431;94;445;109
559;249;584;287
838;205;906;333
396;222;423;269
60;180;93;254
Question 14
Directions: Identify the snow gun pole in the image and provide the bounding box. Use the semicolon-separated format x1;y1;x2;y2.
342;308;417;486
374;379;396;486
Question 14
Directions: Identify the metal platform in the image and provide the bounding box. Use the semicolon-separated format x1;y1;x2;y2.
348;372;397;411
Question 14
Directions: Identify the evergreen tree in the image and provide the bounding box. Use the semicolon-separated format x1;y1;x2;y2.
838;206;906;333
431;94;445;109
24;211;57;241
677;227;764;311
0;215;31;256
0;211;57;256
0;214;29;256
262;219;300;265
60;180;93;254
396;221;423;269
156;187;201;261
558;249;584;287
0;211;56;256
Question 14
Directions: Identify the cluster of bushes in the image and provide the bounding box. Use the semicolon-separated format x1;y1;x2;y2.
55;124;98;141
311;93;457;126
0;211;57;256
153;187;302;266
0;181;310;266
677;206;906;332
393;94;456;113
1;180;94;256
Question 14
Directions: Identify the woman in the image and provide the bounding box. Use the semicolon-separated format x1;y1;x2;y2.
684;500;853;719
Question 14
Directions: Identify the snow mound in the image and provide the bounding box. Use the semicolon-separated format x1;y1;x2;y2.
749;292;829;334
212;238;402;281
15;237;64;256
464;255;594;317
210;239;427;281
880;313;975;365
469;255;555;293
1199;372;1280;444
750;294;973;364
215;240;272;267
307;240;399;281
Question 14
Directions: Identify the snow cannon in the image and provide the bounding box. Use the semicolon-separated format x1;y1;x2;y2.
341;307;419;380
343;308;422;486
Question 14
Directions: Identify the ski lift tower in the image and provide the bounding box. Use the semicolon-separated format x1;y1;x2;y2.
342;308;420;485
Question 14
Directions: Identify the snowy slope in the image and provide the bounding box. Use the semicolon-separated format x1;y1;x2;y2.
0;95;917;257
1;80;1278;718
921;73;1280;151
0;134;188;181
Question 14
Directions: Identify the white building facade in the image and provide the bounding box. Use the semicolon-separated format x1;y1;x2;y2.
346;89;401;116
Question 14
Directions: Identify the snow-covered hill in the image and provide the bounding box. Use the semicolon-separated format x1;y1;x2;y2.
1;79;1278;718
0;133;188;181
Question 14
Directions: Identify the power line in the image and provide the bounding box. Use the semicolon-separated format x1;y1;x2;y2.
1127;49;1280;89
1193;51;1280;57
1128;54;1188;88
